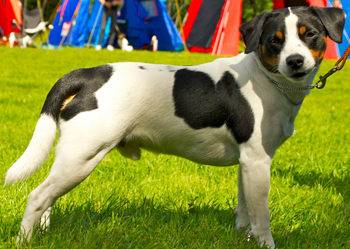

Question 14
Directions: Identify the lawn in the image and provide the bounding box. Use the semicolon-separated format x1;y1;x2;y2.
0;46;349;248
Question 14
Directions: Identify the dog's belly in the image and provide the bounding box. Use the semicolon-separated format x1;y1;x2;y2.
120;125;240;166
89;61;251;166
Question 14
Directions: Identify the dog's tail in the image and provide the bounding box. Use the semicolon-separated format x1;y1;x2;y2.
4;68;92;187
4;66;113;186
4;65;114;187
4;114;57;186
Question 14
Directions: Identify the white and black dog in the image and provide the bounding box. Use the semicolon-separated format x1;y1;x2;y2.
4;6;345;248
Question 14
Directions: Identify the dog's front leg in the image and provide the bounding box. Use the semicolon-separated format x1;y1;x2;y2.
234;164;250;231
238;149;275;248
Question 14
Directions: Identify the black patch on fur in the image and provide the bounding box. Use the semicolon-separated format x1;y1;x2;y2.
139;66;146;70
239;9;289;54
258;16;286;72
41;64;113;122
173;69;254;143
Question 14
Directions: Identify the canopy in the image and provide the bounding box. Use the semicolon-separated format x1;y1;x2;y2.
0;0;22;36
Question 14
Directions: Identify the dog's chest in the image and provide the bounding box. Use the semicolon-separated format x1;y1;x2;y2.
281;116;296;143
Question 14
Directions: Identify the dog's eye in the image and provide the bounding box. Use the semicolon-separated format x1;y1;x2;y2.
306;32;315;38
269;37;280;44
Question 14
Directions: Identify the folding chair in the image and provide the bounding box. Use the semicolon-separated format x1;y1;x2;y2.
9;0;50;48
22;0;50;47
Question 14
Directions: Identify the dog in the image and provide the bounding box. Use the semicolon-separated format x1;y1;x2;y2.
9;32;32;48
4;6;345;248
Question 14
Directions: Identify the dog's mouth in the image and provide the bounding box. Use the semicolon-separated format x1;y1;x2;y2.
291;71;309;79
273;70;310;80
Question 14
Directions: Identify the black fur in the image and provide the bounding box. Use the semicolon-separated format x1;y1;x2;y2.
173;69;254;144
41;65;113;122
257;12;287;72
309;7;345;43
239;10;288;54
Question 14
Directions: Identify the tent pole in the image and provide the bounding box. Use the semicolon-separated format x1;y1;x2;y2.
37;0;44;22
58;0;81;47
87;2;104;47
175;0;188;52
36;0;44;46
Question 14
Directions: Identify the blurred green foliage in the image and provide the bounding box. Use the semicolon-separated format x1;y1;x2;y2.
242;0;274;23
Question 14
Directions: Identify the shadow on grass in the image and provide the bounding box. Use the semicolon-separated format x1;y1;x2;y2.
274;167;350;200
50;195;237;231
29;195;259;248
0;217;22;244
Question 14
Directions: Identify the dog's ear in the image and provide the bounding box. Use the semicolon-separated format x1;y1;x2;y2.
311;6;345;44
239;11;272;54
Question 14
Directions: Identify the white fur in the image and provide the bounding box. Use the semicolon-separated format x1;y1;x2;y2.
4;114;56;186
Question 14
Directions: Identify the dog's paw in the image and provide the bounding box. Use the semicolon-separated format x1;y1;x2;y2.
234;207;250;231
248;230;275;249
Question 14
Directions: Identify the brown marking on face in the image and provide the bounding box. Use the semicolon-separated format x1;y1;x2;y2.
310;36;327;61
310;48;326;61
60;94;76;111
260;45;279;72
299;26;307;36
275;31;283;40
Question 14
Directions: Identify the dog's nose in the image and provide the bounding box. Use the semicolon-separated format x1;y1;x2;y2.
286;54;304;70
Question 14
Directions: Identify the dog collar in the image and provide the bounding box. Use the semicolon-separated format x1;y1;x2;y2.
266;76;314;93
266;76;309;106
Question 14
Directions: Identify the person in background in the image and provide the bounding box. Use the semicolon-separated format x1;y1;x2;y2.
333;0;342;8
95;0;124;51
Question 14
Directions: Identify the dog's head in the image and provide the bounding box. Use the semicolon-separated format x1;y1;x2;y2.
239;7;345;82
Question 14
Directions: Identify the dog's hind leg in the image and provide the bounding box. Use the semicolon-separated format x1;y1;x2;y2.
17;131;117;244
17;177;56;243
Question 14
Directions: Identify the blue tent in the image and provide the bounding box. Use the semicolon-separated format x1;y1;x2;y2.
48;0;107;47
119;0;184;51
48;0;81;46
68;0;91;47
48;0;183;51
334;0;350;57
83;0;111;47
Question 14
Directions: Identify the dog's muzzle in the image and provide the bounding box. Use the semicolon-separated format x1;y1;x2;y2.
285;54;311;79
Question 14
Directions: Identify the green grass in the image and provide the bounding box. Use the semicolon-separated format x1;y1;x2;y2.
0;46;349;248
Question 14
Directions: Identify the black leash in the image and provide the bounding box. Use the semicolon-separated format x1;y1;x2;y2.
314;44;350;89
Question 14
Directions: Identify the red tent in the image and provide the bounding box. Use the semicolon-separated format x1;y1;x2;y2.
183;0;242;56
0;0;22;36
273;0;338;59
183;0;339;59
